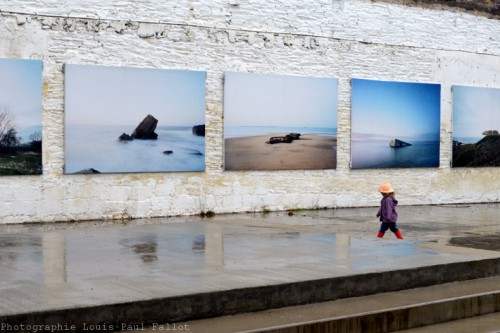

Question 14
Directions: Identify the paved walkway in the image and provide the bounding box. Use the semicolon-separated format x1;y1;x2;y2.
0;203;499;331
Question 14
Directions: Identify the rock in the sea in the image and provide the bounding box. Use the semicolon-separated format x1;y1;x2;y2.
190;151;203;156
192;124;205;136
389;139;412;148
118;133;133;141
131;114;158;140
184;148;203;155
163;150;173;154
74;168;101;174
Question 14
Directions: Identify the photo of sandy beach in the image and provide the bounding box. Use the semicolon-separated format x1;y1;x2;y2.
223;72;338;171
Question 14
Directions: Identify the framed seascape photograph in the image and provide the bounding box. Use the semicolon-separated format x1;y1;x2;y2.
223;72;338;171
0;58;43;175
351;78;440;169
452;85;500;167
64;64;206;174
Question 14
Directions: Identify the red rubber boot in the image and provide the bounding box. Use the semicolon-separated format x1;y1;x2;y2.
377;231;384;238
394;230;404;239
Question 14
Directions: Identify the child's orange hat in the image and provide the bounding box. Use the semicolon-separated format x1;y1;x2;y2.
378;182;394;193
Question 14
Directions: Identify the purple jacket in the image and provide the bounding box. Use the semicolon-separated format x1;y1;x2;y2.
377;196;398;223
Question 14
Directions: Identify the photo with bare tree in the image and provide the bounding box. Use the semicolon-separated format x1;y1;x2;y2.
0;58;43;175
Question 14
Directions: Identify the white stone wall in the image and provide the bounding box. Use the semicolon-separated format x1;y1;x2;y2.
0;0;498;223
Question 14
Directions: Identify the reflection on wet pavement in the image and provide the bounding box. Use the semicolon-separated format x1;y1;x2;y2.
120;235;159;263
449;233;500;251
0;203;498;317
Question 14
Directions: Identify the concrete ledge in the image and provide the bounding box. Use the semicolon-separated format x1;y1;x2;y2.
1;258;499;333
248;291;500;333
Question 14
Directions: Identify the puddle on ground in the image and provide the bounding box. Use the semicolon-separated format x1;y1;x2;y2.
448;233;500;251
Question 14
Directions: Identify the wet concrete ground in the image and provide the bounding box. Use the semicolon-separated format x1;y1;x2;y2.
0;203;499;330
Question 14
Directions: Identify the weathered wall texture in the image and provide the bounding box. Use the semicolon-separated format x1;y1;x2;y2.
0;0;499;223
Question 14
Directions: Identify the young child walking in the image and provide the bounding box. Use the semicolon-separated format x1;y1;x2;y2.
376;182;404;239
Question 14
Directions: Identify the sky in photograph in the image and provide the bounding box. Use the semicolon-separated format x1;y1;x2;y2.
0;58;42;143
453;85;500;138
223;72;338;128
351;78;441;140
65;64;206;126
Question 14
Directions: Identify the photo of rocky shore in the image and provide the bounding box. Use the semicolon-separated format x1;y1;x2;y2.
64;64;206;174
452;85;500;167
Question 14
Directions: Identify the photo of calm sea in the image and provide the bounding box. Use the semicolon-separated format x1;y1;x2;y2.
65;125;205;174
351;140;439;169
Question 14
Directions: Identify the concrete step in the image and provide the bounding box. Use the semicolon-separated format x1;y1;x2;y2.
4;255;499;333
130;276;500;333
394;312;500;332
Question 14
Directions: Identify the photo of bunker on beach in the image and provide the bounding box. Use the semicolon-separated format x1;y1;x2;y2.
223;72;338;171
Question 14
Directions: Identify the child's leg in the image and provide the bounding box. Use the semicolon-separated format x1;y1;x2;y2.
389;223;404;239
378;222;389;238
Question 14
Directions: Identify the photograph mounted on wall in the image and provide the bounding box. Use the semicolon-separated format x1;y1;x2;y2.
351;78;440;169
0;58;43;175
64;64;206;174
224;72;338;171
452;85;500;167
